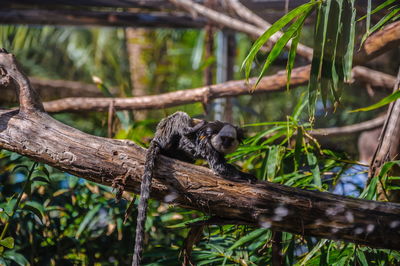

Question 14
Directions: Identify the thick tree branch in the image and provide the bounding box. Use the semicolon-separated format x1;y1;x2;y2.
1;50;400;251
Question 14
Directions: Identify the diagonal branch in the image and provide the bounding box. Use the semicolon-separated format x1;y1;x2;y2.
0;50;400;250
169;0;314;60
227;0;273;30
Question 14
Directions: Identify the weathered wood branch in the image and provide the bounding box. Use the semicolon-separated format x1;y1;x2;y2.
0;9;206;28
39;65;396;113
1;50;400;250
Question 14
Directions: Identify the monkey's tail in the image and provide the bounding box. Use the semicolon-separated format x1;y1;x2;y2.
132;141;161;266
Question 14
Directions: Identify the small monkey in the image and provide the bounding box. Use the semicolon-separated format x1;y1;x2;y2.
132;112;256;265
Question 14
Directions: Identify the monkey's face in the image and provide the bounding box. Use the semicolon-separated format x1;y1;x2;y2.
210;124;240;154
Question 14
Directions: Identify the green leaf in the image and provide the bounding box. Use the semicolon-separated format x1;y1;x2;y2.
228;228;268;251
300;239;328;265
167;216;209;228
3;251;29;266
308;0;331;118
356;249;369;266
360;6;400;46
241;1;317;80
75;204;101;238
9;153;22;161
31;176;51;184
294;127;304;170
320;0;342;107
255;10;312;87
266;146;285;181
0;237;14;249
11;165;29;174
350;90;400;112
358;0;396;21
339;0;356;83
387;185;400;191
360;176;378;200
366;0;372;33
23;201;45;223
286;25;302;90
307;152;321;187
292;92;308;119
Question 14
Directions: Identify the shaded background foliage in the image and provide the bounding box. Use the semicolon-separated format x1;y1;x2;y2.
0;1;399;264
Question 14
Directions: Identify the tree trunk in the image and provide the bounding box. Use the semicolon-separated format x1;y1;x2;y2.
125;27;151;120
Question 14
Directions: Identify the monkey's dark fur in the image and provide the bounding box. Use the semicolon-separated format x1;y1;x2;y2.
132;111;256;265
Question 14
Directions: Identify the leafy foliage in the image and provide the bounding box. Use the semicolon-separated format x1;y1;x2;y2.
359;0;400;46
242;0;358;119
0;4;399;264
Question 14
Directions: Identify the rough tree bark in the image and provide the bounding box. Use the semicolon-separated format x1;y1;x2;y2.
0;50;400;250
